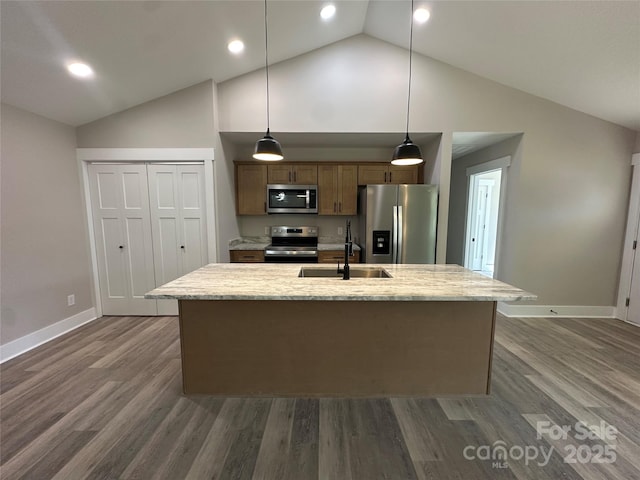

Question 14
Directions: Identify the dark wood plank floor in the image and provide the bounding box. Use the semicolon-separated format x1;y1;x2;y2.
1;314;639;479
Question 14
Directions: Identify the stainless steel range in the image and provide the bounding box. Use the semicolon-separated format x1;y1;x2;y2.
264;226;318;263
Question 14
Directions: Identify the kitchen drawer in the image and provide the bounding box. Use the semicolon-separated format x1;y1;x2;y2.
318;250;360;264
230;250;265;263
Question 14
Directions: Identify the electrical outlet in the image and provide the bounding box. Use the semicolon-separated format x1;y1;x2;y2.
264;227;270;235
338;227;343;235
67;294;75;306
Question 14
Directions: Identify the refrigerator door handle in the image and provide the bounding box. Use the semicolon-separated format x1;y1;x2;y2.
397;205;403;263
392;205;399;263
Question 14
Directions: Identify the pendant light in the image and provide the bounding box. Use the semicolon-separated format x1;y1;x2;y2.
253;0;283;161
392;0;423;166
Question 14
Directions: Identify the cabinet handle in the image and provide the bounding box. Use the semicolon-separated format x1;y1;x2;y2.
118;245;124;249
339;202;342;212
384;172;387;182
180;245;185;249
334;202;337;212
264;201;267;213
293;171;297;182
389;172;392;182
289;171;292;183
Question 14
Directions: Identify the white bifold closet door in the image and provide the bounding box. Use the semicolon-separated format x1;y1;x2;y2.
147;164;208;315
88;163;207;316
88;164;157;315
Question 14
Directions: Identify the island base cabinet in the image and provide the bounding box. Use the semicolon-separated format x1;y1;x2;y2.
177;300;496;397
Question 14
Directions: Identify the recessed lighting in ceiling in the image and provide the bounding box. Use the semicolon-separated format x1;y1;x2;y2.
414;8;430;24
228;39;245;54
66;62;94;78
320;4;336;20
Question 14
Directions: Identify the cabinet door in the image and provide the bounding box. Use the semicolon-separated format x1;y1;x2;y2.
237;165;267;215
317;165;339;215
358;165;388;185
267;164;292;184
337;165;358;215
293;164;318;184
318;250;360;263
389;166;418;184
230;250;265;263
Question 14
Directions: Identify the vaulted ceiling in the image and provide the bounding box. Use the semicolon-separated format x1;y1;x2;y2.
2;1;639;130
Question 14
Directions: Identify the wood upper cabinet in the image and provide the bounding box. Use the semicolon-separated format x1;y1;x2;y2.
389;166;419;184
317;164;358;215
236;164;267;215
267;164;317;184
357;164;419;185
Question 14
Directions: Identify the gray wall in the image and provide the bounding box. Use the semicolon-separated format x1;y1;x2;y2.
218;34;638;307
77;81;215;147
1;104;93;345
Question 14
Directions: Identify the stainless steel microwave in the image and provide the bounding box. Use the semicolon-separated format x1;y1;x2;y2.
267;184;318;214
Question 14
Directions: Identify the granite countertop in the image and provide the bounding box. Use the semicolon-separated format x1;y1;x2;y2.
145;263;536;302
229;237;269;251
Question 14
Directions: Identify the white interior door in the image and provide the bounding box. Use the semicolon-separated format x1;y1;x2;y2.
88;164;157;315
471;182;489;270
464;169;502;277
148;164;207;315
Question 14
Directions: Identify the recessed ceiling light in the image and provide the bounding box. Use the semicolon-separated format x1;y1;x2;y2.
228;39;245;54
67;62;94;78
320;4;336;20
414;8;430;24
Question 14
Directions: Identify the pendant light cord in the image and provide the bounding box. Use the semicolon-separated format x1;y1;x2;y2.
264;0;271;133
405;0;414;139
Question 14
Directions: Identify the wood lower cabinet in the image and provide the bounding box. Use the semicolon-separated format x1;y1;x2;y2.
267;164;317;185
317;164;358;215
236;164;267;215
230;250;265;263
318;250;360;264
358;165;419;185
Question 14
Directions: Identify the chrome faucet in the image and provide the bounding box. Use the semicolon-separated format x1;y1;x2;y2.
337;220;353;280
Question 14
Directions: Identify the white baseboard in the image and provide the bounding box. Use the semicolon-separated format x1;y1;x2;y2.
497;303;616;319
0;308;97;363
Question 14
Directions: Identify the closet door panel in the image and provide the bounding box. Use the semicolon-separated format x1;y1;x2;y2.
88;164;157;316
100;217;126;299
182;218;206;273
156;218;180;285
178;165;208;274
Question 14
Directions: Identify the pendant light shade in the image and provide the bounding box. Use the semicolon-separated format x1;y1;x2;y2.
253;0;283;161
392;135;423;166
392;0;423;166
253;128;283;161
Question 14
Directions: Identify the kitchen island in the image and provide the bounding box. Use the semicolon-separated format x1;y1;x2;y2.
146;263;535;396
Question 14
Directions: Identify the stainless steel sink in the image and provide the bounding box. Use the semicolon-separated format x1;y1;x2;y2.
298;267;392;278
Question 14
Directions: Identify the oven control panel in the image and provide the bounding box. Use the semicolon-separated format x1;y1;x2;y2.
271;226;318;238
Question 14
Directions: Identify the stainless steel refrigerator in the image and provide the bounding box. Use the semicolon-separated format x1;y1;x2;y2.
358;184;438;264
